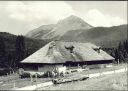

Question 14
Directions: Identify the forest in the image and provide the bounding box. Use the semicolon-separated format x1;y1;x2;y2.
102;40;128;63
0;32;49;73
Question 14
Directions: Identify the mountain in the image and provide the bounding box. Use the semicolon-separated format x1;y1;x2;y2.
26;24;55;39
60;24;127;47
42;15;93;39
26;15;93;39
26;15;127;47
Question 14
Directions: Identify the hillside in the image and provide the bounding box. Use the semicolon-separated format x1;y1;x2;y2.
26;24;55;39
60;24;127;47
0;32;48;54
0;32;49;68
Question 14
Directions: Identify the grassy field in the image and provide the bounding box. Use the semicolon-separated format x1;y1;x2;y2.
38;72;127;90
37;63;127;90
0;63;127;90
0;75;52;90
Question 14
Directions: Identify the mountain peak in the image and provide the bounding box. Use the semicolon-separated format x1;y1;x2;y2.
42;15;93;39
66;15;81;19
62;15;93;28
64;15;85;22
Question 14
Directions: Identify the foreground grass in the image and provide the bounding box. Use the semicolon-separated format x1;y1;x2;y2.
38;72;127;90
0;63;127;90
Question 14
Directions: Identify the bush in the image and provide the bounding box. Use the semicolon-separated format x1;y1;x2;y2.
20;72;30;78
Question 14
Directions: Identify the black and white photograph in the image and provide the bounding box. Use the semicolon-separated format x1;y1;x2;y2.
0;1;127;90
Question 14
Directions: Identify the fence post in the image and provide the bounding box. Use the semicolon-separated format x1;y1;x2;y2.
99;69;101;76
36;74;37;82
7;73;9;82
10;71;11;75
88;69;89;77
35;74;37;88
30;74;33;85
13;81;16;88
13;71;15;74
100;69;102;76
114;68;115;74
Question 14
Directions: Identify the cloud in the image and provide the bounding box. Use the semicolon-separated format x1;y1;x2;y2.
0;2;127;35
83;9;126;27
5;2;126;28
5;1;75;24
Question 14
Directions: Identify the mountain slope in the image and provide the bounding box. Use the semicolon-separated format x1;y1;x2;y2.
41;15;93;39
0;32;47;53
60;24;127;47
26;15;127;47
26;24;55;39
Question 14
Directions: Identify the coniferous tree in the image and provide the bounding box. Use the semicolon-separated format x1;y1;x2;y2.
0;36;6;67
124;40;128;53
15;35;26;67
114;49;119;63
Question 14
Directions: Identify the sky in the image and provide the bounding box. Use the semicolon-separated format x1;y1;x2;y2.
0;1;127;35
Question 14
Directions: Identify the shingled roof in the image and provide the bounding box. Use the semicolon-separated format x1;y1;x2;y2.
21;41;114;63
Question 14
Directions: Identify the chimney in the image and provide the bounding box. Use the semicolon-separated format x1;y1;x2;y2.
93;46;101;53
98;47;101;53
65;45;75;53
98;49;100;53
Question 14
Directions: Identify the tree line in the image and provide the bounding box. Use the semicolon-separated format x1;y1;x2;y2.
0;33;49;72
0;32;127;73
102;40;128;63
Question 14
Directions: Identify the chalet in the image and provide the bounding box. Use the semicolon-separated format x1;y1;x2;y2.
21;41;114;75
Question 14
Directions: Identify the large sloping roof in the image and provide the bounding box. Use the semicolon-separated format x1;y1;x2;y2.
21;41;114;63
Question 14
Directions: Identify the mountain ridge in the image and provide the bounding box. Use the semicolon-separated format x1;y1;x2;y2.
25;15;127;47
26;24;55;39
42;15;93;39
